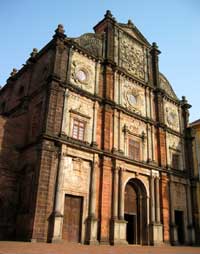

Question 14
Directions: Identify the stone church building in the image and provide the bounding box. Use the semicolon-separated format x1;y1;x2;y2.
0;11;198;245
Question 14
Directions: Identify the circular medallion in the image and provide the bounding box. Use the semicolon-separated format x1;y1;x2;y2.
76;69;87;83
128;94;137;105
167;111;177;125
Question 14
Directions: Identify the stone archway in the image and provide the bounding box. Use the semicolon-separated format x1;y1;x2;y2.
124;178;148;245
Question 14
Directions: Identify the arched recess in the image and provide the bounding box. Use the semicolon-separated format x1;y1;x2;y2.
124;178;148;245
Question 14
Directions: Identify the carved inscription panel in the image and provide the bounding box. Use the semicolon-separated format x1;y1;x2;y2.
171;182;186;210
119;34;146;80
63;156;90;193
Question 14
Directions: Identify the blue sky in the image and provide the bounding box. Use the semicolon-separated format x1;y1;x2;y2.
0;0;199;121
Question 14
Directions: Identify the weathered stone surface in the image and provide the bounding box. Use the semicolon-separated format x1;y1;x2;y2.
0;11;197;246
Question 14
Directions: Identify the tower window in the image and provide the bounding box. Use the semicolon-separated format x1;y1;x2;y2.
72;119;85;141
172;153;180;169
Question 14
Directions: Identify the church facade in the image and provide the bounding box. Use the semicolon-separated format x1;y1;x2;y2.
0;11;197;245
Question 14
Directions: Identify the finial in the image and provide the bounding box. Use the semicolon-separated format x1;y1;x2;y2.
127;19;134;27
152;42;158;49
105;10;113;18
55;24;65;34
181;96;188;104
182;96;186;101
10;68;17;77
150;42;161;55
104;10;116;21
30;48;38;58
181;96;191;109
54;24;66;39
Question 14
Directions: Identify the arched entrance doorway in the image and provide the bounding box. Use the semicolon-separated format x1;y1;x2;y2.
124;179;147;245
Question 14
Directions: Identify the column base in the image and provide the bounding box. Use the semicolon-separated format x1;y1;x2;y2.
149;223;163;245
51;237;63;243
110;219;128;245
170;224;178;245
187;224;195;245
99;239;110;245
51;214;63;243
85;216;98;245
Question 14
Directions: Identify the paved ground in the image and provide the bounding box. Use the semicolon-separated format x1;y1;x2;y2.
0;242;200;254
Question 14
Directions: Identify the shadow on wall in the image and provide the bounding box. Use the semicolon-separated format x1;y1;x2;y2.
0;115;19;239
0;112;31;240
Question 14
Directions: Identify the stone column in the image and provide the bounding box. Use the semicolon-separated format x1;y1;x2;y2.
111;167;127;245
52;145;65;242
118;111;123;153
91;101;98;147
147;124;152;162
86;155;98;244
169;178;178;245
94;61;100;95
186;182;195;244
151;126;155;162
61;89;69;135
112;167;119;219
119;168;125;220
155;177;161;223
90;161;97;217
150;175;155;223
113;109;119;153
150;174;163;245
139;195;143;244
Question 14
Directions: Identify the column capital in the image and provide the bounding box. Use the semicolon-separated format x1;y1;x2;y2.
113;166;120;173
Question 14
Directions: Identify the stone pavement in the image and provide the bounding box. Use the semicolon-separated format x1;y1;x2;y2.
0;242;200;254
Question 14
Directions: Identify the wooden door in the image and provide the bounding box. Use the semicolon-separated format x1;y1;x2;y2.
62;195;82;242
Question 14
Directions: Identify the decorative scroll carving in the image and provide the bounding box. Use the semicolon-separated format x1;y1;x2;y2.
74;33;103;57
123;117;146;136
69;93;93;118
120;35;145;80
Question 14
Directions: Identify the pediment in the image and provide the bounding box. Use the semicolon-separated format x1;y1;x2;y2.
118;21;150;46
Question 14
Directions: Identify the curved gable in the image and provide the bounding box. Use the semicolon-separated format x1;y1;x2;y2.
159;73;178;100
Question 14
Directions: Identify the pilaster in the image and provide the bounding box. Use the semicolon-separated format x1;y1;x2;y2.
85;154;99;245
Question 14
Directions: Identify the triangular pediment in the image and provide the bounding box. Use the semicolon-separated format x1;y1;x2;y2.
118;21;150;46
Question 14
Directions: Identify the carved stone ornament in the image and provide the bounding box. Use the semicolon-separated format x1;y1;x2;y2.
71;61;92;88
123;82;144;114
166;107;178;128
120;35;145;80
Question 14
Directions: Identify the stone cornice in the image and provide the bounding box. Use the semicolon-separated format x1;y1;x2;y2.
40;132;190;179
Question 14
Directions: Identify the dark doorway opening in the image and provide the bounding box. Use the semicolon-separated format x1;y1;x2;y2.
125;213;137;244
62;194;83;242
124;179;147;245
174;210;184;244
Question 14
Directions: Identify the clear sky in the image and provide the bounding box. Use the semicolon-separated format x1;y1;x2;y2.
0;0;199;122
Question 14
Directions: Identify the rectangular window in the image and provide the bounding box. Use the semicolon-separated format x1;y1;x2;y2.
172;153;180;169
72;119;85;141
129;139;140;161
